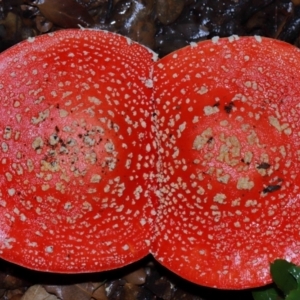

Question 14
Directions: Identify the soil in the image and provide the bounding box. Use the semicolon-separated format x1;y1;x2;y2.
0;0;298;299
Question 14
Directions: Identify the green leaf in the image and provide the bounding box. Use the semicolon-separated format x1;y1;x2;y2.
270;259;298;295
252;286;284;300
286;288;300;300
289;266;300;286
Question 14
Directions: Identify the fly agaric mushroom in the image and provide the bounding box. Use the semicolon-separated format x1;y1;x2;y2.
0;29;157;272
1;29;300;290
152;35;300;288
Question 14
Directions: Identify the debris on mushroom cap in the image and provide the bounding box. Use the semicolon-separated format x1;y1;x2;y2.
0;29;156;272
152;36;300;289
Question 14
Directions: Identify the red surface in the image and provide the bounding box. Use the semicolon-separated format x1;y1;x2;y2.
152;36;300;288
0;29;156;272
1;30;300;289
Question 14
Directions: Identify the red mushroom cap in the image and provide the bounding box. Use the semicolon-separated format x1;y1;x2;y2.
2;29;300;290
152;36;300;289
0;29;157;272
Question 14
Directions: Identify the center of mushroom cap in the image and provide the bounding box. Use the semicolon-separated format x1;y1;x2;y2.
38;122;116;176
15;98;126;207
189;99;289;200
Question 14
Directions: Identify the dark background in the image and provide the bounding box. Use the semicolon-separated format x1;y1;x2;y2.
0;0;297;299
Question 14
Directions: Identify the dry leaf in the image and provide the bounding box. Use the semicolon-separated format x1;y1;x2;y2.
5;288;25;300
36;0;94;28
156;0;185;25
0;271;29;289
91;283;108;300
44;282;103;300
21;285;59;300
122;268;147;285
0;12;22;40
35;15;53;33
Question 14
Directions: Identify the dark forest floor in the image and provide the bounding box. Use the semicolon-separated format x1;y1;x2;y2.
0;0;299;299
